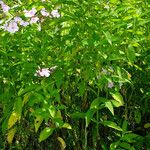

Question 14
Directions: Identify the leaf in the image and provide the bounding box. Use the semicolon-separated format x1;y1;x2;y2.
144;123;150;129
90;97;107;109
127;44;136;63
105;101;114;116
62;123;72;129
122;119;128;132
34;116;43;132
39;127;54;142
111;100;122;107
121;133;140;143
119;142;132;150
7;127;16;144
71;112;86;119
14;97;23;121
8;112;18;129
134;110;141;124
57;137;66;150
103;31;112;45
85;109;96;127
102;121;123;131
110;92;124;106
8;97;23;129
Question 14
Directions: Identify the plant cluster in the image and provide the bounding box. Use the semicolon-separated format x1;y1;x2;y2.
0;0;150;149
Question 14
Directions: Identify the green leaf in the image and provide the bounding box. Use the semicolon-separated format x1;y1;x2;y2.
90;97;107;109
62;123;72;129
134;110;141;124
103;31;112;45
8;97;23;129
105;101;114;116
119;142;132;150
102;121;123;131
144;123;150;129
110;92;124;106
121;133;140;143
71;112;86;119
7;127;16;144
122;119;128;132
127;44;136;63
39;127;54;142
111;100;122;107
85;109;96;127
34;116;43;132
8;112;18;130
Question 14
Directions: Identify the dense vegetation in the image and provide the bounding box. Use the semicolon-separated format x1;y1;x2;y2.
0;0;150;149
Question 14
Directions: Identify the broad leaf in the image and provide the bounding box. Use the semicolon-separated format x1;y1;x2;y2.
110;92;124;106
39;127;54;142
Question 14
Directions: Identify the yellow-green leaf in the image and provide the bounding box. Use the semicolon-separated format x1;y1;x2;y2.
34;116;43;132
144;123;150;129
7;127;16;144
62;123;72;129
8;112;18;129
111;92;124;106
39;127;54;142
57;137;66;150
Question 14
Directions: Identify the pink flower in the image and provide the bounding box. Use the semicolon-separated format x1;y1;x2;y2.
24;8;37;17
51;9;60;18
1;3;10;13
35;68;51;77
14;17;22;23
30;16;39;24
108;81;114;88
20;20;29;26
6;21;19;33
40;8;49;17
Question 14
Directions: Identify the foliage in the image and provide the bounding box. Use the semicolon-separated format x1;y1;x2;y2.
0;0;150;149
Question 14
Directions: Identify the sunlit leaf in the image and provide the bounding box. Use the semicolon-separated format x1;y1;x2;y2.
62;123;72;129
34;116;43;132
90;97;107;109
105;101;114;116
7;127;16;144
39;127;54;142
102;121;123;131
110;92;124;106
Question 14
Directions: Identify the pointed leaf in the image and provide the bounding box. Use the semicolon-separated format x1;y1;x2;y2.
62;123;72;129
8;112;18;129
103;31;112;45
39;127;54;142
111;92;124;106
85;109;96;127
105;101;114;115
34;116;43;132
7;127;16;144
102;121;123;131
90;97;107;109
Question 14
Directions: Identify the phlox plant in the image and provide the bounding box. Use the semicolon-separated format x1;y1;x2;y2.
0;0;150;149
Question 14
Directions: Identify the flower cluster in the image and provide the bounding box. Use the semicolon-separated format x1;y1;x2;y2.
35;66;57;78
0;1;61;33
0;1;10;13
